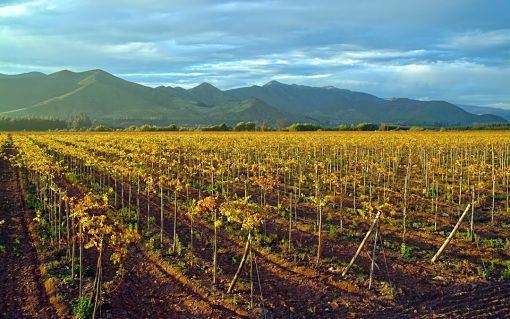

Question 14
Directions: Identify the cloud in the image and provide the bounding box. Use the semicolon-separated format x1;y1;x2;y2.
0;0;508;108
212;1;275;12
440;29;510;50
102;42;162;58
0;0;53;18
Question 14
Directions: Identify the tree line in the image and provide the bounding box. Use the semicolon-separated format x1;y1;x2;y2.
1;114;509;132
0;113;92;131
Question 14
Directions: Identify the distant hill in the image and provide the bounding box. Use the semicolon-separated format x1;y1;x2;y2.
0;72;46;79
0;69;506;127
227;81;505;126
228;81;384;120
186;82;238;106
0;69;204;119
457;104;510;121
203;97;307;125
0;70;302;126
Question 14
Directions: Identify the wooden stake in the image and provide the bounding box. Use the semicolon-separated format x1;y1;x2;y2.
342;211;381;277
431;204;471;263
228;231;252;293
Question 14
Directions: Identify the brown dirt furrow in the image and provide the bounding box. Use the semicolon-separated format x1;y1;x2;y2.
105;245;242;319
0;148;56;318
369;281;510;318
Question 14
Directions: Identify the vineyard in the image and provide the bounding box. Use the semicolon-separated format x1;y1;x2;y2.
1;131;510;318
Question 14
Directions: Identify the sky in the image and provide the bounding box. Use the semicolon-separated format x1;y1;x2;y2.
0;0;509;108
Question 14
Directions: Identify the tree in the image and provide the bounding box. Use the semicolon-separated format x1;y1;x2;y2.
356;122;378;131
138;124;157;131
234;121;256;131
379;124;400;131
288;123;321;131
69;113;92;130
93;125;111;132
202;123;231;131
164;124;179;131
337;124;353;131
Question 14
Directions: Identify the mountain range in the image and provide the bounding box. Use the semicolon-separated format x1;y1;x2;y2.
456;104;510;121
0;69;506;127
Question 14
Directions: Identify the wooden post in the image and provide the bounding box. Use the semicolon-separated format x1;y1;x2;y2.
431;204;471;263
160;181;164;249
228;231;252;293
368;226;379;290
342;211;381;277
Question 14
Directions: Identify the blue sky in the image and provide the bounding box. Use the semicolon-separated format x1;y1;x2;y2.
1;0;509;108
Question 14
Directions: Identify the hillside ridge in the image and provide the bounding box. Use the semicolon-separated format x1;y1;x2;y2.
0;69;506;127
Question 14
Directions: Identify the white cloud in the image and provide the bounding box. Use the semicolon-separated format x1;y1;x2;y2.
121;72;209;77
102;42;162;58
440;29;510;50
0;0;53;18
212;1;273;12
137;81;197;88
343;49;428;60
271;73;333;81
189;58;283;72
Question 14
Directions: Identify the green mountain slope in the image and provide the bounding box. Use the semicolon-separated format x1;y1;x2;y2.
381;99;504;126
0;70;89;111
0;72;46;79
0;69;300;125
457;104;510;121
227;80;385;121
156;83;238;107
203;98;308;125
1;70;202;118
186;82;237;106
226;81;505;126
0;69;506;127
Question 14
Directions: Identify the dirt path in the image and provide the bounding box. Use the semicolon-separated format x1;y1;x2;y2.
0;148;55;318
104;246;243;319
369;281;510;318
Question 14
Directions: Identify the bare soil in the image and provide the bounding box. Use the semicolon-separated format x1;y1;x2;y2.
0;148;55;318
